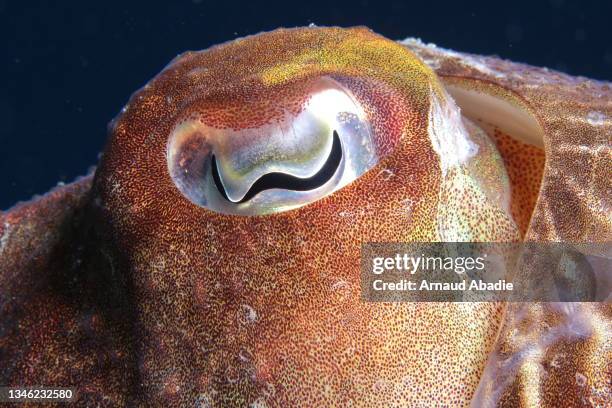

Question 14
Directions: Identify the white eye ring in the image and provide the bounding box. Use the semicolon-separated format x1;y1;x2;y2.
167;77;377;215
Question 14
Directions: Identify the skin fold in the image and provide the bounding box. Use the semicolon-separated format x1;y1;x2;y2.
402;38;612;407
0;27;610;407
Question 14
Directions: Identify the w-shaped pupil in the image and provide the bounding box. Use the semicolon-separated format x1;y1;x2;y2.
212;131;343;203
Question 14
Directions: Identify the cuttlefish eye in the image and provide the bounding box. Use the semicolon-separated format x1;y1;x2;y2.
167;77;375;215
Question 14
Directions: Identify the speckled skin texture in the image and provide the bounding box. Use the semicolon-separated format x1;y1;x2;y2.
488;131;545;237
0;175;137;406
0;27;609;407
401;39;612;407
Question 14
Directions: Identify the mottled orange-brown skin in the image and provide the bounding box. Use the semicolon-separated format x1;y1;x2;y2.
0;176;137;406
402;38;612;407
0;27;609;407
93;27;514;407
489;130;545;237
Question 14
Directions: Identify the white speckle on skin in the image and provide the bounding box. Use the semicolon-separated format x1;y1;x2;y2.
372;379;390;393
427;89;479;175
575;372;587;387
377;168;395;180
550;353;565;369
399;198;415;218
399;37;437;49
195;393;213;408
399;38;441;69
473;302;601;406
0;221;12;256
399;37;507;79
458;54;508;79
238;348;252;363
249;398;268;408
586;111;608;126
331;280;351;300
239;304;258;324
261;382;276;398
151;257;166;272
331;280;349;291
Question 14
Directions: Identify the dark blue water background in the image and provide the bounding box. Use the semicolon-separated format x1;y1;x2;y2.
2;0;610;209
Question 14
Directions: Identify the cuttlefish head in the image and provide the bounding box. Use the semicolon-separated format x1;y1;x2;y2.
94;27;520;406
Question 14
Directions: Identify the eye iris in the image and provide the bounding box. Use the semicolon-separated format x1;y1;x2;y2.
167;77;376;215
211;131;343;203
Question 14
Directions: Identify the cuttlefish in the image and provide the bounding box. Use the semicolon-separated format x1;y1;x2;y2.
0;27;610;407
